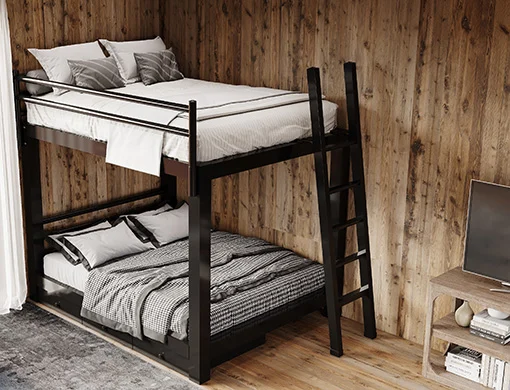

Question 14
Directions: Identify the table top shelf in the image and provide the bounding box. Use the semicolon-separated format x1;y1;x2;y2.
430;267;510;315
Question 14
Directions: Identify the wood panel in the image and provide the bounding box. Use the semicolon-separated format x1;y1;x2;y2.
6;0;163;229
164;0;510;346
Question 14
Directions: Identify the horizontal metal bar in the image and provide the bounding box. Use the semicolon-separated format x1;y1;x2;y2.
339;285;369;306
332;216;364;231
325;142;355;152
37;188;165;225
336;249;367;268
329;180;359;194
19;75;189;111
23;96;189;137
199;131;352;179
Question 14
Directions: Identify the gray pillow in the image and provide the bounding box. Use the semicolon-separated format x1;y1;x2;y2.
26;69;52;96
133;48;184;86
67;57;125;90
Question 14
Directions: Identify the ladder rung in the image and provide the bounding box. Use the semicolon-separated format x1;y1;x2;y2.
339;285;370;306
329;180;360;194
336;249;367;268
332;216;364;231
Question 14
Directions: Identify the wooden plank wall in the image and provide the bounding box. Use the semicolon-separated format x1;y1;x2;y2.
163;0;510;345
6;0;163;229
6;0;510;346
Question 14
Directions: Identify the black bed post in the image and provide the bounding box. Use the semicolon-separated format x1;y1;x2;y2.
343;62;377;339
187;100;212;384
14;71;44;301
160;171;177;207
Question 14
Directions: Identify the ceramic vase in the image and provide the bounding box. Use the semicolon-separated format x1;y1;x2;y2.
455;301;474;327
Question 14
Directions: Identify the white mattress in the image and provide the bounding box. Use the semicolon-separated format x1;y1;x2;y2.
43;252;89;292
27;78;338;162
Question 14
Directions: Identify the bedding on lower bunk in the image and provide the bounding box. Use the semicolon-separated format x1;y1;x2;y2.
26;78;338;163
43;231;325;342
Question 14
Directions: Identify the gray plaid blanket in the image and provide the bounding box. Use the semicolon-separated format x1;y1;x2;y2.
80;231;324;342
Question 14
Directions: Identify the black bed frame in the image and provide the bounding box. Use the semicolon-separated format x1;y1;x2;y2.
13;63;376;384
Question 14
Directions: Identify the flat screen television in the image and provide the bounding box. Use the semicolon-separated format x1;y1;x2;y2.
464;180;510;284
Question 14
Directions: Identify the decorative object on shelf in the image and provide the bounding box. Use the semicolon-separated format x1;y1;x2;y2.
470;309;510;345
455;301;474;327
488;308;510;320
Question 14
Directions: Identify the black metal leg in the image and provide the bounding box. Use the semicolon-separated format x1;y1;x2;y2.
188;173;212;384
20;137;44;301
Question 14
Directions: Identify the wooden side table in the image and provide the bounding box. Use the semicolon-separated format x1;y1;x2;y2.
423;267;510;389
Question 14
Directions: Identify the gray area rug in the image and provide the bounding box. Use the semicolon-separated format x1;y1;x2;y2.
0;303;197;390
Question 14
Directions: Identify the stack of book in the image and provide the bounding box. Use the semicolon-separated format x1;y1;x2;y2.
479;355;510;389
445;346;482;383
444;346;510;388
470;309;510;345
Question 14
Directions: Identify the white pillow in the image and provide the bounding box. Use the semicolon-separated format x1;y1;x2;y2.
63;220;154;270
116;203;172;242
47;221;112;265
28;41;105;95
99;37;166;83
131;203;189;247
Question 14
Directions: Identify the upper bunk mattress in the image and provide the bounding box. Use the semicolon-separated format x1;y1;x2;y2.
26;78;338;162
43;231;325;341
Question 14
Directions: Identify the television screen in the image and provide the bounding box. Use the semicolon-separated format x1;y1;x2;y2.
464;180;510;284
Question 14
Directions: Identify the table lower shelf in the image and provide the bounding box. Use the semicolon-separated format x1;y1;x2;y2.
425;355;486;390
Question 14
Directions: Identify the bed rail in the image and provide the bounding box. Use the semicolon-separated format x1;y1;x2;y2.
22;96;189;136
17;75;192;137
35;188;166;226
18;75;189;111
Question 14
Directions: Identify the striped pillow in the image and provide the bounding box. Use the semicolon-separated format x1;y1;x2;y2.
133;48;184;86
67;57;125;90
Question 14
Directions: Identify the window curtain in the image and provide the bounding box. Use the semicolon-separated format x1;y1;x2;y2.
0;0;27;314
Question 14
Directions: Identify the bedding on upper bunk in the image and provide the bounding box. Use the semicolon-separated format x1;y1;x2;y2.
25;78;338;164
76;231;325;342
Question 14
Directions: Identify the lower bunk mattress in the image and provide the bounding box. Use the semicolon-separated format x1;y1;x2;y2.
43;231;325;343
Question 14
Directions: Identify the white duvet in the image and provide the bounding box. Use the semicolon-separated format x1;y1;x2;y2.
27;78;338;163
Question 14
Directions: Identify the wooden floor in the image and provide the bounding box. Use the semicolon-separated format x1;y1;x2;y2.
205;313;450;390
38;302;450;389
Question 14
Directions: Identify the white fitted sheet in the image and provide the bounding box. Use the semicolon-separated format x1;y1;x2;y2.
26;78;338;162
43;252;89;292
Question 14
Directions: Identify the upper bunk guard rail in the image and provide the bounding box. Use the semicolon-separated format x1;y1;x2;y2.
21;96;189;136
18;75;189;111
16;75;191;137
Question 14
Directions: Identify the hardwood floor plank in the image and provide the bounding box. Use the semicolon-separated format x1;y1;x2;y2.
206;313;449;389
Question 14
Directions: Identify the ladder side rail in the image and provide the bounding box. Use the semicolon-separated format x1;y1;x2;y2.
343;62;377;339
307;67;343;356
330;148;351;314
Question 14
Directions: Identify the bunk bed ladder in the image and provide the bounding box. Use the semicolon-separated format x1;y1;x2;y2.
307;63;377;357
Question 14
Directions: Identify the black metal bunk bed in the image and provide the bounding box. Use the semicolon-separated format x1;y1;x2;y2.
13;62;376;384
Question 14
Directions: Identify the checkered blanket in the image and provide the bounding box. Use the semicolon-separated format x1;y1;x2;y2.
80;231;324;342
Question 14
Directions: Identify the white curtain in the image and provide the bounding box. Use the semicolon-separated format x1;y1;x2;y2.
0;0;27;314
